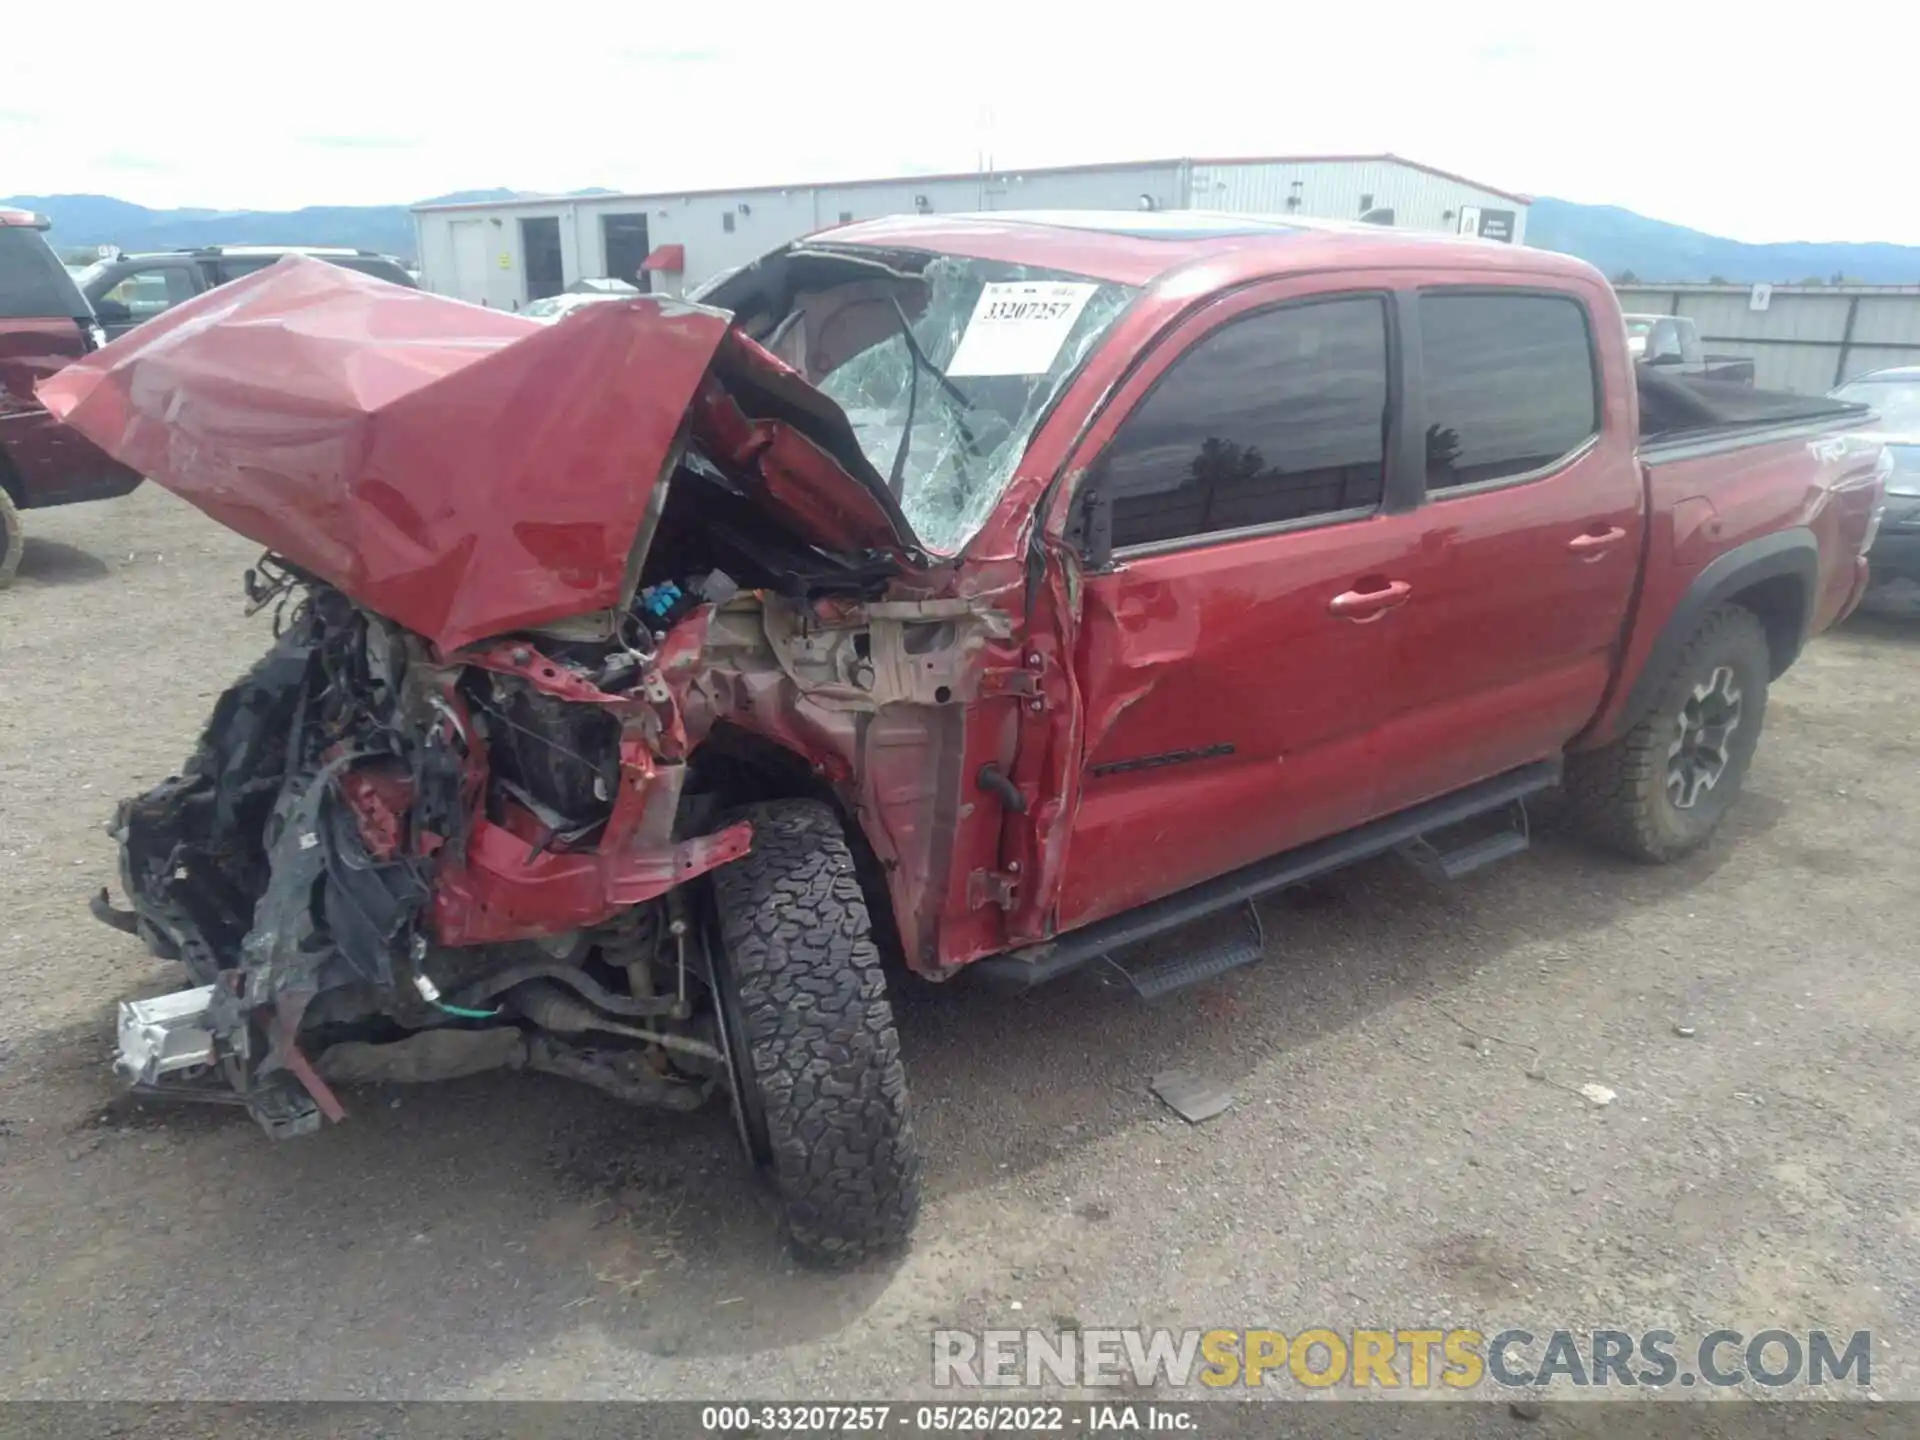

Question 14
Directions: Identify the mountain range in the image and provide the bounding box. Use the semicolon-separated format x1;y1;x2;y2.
8;189;1920;285
1523;199;1920;285
0;190;588;262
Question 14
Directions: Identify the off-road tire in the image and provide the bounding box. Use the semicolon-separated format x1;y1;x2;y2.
0;483;22;589
709;800;921;1265
1565;604;1771;863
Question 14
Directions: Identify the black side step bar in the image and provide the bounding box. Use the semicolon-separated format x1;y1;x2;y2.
1104;900;1266;1000
1397;799;1532;881
968;760;1560;993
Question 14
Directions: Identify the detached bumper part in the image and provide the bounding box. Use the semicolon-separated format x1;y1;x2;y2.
115;986;216;1086
115;986;327;1138
89;887;141;936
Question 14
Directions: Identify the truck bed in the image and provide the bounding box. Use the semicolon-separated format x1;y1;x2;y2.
1576;373;1883;755
1637;368;1866;448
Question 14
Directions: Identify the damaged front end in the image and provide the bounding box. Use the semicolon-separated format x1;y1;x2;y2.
103;572;752;1137
52;248;1127;1156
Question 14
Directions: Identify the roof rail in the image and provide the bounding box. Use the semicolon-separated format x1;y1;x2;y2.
172;244;368;257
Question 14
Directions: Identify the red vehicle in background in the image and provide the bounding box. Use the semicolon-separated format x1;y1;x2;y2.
45;215;1885;1264
0;208;142;583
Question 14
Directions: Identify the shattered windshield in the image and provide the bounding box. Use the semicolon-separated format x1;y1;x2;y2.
798;254;1135;553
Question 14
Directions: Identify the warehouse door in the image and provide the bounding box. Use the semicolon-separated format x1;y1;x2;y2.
602;213;651;291
449;220;489;304
520;216;564;302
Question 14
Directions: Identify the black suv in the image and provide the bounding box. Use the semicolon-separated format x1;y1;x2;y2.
1;208;141;585
80;246;417;339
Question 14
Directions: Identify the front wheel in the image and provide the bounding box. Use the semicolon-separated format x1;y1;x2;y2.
1565;604;1772;862
708;800;921;1265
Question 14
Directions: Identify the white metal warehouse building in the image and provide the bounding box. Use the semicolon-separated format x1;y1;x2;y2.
1615;281;1920;393
410;154;1531;311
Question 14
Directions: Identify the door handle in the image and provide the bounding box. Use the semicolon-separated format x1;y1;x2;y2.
1567;526;1627;556
1328;579;1412;621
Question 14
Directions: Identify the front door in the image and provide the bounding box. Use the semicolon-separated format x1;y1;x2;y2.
90;261;200;339
1371;284;1644;813
1053;285;1426;934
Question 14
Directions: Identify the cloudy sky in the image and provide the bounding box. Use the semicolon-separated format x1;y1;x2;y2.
5;0;1915;243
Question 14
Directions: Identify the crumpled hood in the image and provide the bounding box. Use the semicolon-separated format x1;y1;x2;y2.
38;256;910;651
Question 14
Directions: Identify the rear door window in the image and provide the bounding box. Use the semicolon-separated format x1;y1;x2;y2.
1098;295;1391;550
101;264;201;319
0;227;88;319
1419;291;1598;491
335;257;417;287
213;256;276;281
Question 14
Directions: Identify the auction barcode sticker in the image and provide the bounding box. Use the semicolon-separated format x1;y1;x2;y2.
946;281;1099;377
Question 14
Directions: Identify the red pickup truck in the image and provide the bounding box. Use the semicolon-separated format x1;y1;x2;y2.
0;208;143;583
44;217;1884;1264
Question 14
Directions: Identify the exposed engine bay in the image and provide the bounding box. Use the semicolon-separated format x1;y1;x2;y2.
104;554;753;1137
101;461;1014;1140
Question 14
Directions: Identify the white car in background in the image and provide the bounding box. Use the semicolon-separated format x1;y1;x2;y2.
523;279;639;323
1831;366;1920;602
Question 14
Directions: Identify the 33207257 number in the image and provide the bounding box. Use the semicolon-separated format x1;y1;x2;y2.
702;1405;893;1432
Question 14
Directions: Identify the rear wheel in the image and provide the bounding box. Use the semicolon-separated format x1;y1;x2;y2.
708;800;921;1265
1566;604;1771;862
0;485;22;589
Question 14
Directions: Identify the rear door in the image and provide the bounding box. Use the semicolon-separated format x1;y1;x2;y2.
1370;285;1643;813
1054;282;1428;933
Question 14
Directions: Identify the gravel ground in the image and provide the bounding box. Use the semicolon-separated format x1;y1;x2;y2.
1;487;1916;1404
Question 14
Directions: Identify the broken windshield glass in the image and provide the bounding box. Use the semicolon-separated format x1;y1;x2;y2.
806;255;1135;554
